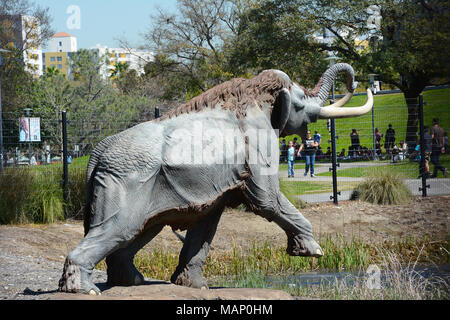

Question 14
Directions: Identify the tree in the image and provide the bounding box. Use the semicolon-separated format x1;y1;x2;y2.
67;49;156;152
268;0;450;149
144;0;243;99
227;0;329;87
0;47;33;112
0;0;54;112
0;0;54;52
31;71;75;148
365;1;450;149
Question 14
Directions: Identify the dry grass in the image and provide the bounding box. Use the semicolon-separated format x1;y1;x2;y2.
350;169;412;205
287;246;449;300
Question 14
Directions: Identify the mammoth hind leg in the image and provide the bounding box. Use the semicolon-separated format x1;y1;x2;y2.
170;204;224;289
106;223;163;287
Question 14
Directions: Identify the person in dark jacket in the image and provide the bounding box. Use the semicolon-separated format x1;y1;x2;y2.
297;130;319;177
349;129;360;159
384;124;396;155
430;118;447;178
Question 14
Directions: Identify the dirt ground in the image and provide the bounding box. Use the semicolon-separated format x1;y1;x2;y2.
0;195;448;300
1;195;448;263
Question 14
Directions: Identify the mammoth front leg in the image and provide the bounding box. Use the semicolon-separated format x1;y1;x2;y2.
244;176;323;257
276;192;323;257
170;205;224;289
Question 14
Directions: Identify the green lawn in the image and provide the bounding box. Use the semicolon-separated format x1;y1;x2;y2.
317;154;450;179
278;162;305;171
279;179;360;198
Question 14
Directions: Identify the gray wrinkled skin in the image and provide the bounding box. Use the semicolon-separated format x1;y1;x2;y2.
59;67;357;295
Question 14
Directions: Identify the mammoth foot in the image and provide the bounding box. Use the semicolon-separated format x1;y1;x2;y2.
58;258;101;295
170;267;208;289
286;234;323;258
106;259;144;287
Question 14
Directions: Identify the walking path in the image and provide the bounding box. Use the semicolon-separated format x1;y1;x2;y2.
278;160;450;203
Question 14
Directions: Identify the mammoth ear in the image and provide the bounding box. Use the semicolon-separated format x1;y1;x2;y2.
271;88;291;133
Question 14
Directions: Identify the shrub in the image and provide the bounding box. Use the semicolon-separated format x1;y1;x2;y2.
0;166;86;224
27;175;65;224
67;167;86;220
350;170;412;205
0;168;34;224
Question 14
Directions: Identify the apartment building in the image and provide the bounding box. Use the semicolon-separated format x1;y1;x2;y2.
42;32;77;77
0;14;43;78
91;44;154;78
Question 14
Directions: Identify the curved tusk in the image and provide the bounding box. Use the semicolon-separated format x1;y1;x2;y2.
327;91;353;108
318;88;373;119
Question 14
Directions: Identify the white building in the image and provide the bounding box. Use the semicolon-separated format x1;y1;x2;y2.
91;44;154;79
1;14;43;78
48;31;77;52
42;32;78;78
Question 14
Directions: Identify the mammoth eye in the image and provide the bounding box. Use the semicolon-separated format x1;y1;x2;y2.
293;102;305;111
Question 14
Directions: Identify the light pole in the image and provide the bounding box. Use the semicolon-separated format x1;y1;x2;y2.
368;74;378;160
325;55;340;205
0;48;11;172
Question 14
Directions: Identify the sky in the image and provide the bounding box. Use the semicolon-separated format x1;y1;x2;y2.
36;0;178;51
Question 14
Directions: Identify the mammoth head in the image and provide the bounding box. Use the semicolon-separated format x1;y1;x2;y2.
270;63;373;139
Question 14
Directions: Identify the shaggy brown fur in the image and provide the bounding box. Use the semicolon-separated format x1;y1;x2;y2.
155;70;294;122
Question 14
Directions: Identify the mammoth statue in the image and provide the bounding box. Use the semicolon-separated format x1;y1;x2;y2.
59;63;373;295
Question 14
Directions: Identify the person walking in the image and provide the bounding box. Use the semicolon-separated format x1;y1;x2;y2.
314;130;322;146
384;124;396;155
287;140;296;178
349;129;361;159
430;118;447;178
375;128;382;157
418;126;433;179
297;130;318;177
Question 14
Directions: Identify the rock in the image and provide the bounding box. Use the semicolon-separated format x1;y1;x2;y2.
51;279;295;300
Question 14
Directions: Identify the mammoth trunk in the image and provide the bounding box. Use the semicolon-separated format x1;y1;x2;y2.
317;63;356;102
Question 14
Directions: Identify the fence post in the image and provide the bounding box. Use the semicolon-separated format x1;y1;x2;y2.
62;111;69;205
155;107;160;119
418;94;429;197
329;117;340;205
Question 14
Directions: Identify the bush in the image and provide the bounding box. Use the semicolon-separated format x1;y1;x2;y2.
350;170;412;205
67;168;86;220
0;166;86;224
0;168;34;224
27;175;65;224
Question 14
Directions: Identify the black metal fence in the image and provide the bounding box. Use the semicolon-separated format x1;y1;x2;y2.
280;91;449;204
0;91;448;223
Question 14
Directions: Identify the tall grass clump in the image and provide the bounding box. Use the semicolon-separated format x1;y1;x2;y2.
0;165;87;224
0;168;34;224
350;169;412;205
26;172;65;224
67;167;86;220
